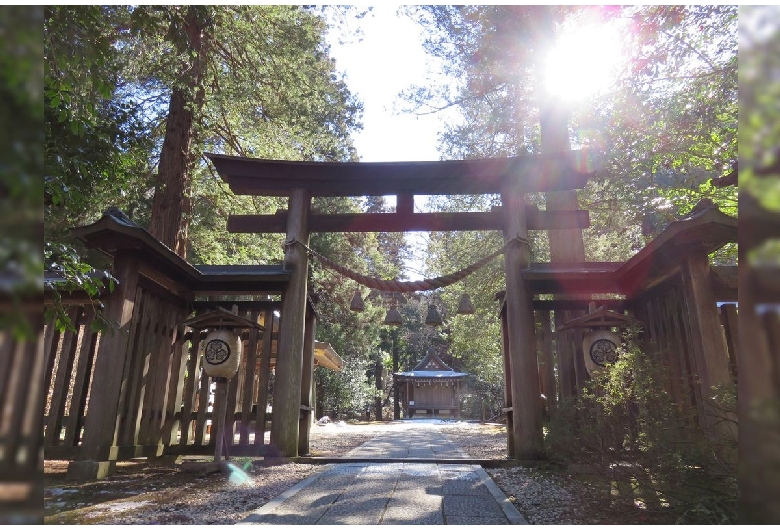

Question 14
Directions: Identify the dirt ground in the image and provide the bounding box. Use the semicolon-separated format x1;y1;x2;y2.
44;420;666;525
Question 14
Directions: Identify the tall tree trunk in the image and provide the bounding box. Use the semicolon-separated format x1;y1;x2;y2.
374;358;383;421
534;6;587;400
148;6;206;258
535;6;586;262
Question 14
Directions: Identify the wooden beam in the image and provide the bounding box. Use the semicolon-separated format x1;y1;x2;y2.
680;252;734;437
298;310;316;456
207;152;593;197
228;209;589;233
532;299;627;311
498;301;514;457
397;194;414;216
67;250;141;479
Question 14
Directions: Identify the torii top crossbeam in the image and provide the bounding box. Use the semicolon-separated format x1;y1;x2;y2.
207;151;593;197
207;152;593;234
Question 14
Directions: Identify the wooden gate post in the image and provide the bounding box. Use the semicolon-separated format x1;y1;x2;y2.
271;188;311;457
298;307;316;456
498;296;514;456
501;181;544;460
213;377;229;462
680;252;733;435
536;310;557;415
67;250;141;479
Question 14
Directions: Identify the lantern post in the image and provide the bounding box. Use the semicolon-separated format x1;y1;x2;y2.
180;308;263;472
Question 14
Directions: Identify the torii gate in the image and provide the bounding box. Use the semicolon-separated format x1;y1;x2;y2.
208;152;592;459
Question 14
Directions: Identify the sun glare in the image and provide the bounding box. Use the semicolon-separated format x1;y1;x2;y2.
544;22;623;102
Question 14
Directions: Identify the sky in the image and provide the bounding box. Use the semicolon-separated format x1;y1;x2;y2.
326;6;448;279
325;6;446;163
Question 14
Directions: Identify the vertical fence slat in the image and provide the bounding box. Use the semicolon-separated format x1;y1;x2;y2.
162;322;188;446
0;332;15;418
5;334;38;467
240;310;260;446
674;285;699;411
143;303;177;446
24;325;46;470
720;303;738;381
1;339;23;458
43;306;82;446
254;310;274;447
661;292;684;408
117;290;149;446
135;294;161;446
179;331;202;447
541;310;556;413
43;322;60;395
62;308;97;447
224;368;240;448
194;357;211;445
115;287;147;447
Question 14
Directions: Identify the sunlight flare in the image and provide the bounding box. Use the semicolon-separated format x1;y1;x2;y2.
544;21;624;102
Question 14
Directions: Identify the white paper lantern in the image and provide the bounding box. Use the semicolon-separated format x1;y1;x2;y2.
582;329;621;375
201;329;242;378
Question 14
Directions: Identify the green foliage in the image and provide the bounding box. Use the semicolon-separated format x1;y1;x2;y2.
546;333;737;524
582;6;738;244
1;6;44;338
44;6;153;235
43;242;117;334
316;362;375;419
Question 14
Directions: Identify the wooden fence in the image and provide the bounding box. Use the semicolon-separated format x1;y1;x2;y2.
0;305;44;522
634;279;738;416
43;294;281;461
530;274;738;424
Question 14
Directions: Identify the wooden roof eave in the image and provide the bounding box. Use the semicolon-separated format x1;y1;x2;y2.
557;306;642;331
413;349;455;372
206;152;594;197
521;206;737;298
180;306;264;330
617;206;737;294
393;374;467;383
69;211;290;295
314;341;344;371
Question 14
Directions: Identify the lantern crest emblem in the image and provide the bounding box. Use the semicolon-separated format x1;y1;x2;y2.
205;338;231;365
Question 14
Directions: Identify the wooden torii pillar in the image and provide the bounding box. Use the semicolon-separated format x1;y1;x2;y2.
501;178;544;459
270;189;311;457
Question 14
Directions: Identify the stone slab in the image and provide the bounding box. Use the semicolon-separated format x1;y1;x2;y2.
238;423;527;525
442;494;504;517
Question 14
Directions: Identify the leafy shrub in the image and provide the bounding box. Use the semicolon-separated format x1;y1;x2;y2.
546;330;737;523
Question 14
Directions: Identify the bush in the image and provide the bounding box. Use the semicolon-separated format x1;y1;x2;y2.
546;330;737;523
315;361;375;420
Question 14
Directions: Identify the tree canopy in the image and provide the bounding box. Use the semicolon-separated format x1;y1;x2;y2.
43;5;405;416
395;5;738;413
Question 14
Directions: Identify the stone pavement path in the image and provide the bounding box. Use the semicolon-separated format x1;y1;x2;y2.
239;422;527;525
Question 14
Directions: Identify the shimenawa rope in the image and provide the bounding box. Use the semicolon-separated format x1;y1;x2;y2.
286;237;525;293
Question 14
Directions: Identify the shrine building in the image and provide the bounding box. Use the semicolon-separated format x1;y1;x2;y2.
394;349;467;418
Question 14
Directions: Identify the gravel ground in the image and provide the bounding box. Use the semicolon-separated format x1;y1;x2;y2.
438;422;661;525
45;421;659;525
